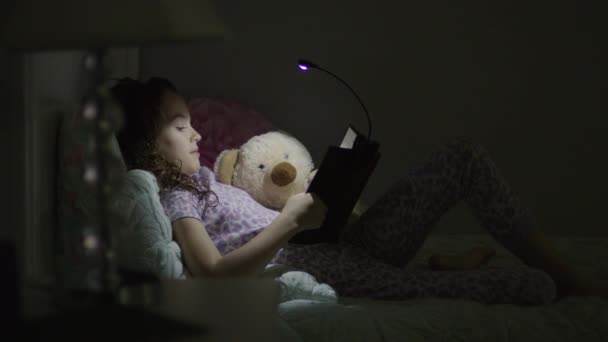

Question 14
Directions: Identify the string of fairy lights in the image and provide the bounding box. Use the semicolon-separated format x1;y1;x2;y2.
78;50;124;295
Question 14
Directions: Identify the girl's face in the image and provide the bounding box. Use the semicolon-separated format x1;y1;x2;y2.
156;90;202;176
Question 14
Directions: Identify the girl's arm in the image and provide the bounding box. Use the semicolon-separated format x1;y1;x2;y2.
173;192;326;277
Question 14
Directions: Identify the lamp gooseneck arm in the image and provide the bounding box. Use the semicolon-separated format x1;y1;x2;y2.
302;62;372;140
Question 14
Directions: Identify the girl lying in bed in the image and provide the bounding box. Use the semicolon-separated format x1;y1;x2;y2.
110;77;605;305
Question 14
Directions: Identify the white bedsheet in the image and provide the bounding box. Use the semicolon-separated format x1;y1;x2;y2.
278;235;608;342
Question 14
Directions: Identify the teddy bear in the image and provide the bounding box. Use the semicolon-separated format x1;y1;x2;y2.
213;131;318;210
213;130;371;222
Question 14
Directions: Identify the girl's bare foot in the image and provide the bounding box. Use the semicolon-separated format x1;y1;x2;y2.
429;246;496;271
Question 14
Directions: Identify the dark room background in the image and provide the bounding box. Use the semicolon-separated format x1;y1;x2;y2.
140;0;607;236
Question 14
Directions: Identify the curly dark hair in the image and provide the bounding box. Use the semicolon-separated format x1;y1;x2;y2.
110;77;218;211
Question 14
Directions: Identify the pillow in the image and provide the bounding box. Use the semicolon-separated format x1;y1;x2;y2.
111;170;187;279
188;97;274;169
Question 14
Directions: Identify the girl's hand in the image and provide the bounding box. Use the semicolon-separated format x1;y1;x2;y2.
280;192;327;232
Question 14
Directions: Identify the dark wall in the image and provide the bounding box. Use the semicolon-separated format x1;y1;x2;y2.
0;49;25;277
141;1;606;235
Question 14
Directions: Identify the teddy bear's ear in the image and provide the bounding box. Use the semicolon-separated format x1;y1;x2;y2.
213;149;239;185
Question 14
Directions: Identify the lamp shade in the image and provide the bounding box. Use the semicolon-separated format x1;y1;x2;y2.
1;0;228;51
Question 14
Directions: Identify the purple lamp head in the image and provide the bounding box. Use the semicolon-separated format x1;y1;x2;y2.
297;59;318;72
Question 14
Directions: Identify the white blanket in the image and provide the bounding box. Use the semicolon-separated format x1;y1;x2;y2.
277;235;608;342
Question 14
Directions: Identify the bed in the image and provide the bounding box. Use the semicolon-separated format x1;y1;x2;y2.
56;96;607;341
275;234;608;341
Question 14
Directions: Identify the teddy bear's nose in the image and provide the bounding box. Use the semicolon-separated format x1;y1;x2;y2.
271;162;297;187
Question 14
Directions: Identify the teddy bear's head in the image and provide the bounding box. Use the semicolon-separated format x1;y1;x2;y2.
213;131;315;209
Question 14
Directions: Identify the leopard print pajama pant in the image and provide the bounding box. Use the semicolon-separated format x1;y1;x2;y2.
272;139;556;305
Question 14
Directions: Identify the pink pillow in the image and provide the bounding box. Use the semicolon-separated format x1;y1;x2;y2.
188;98;274;169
